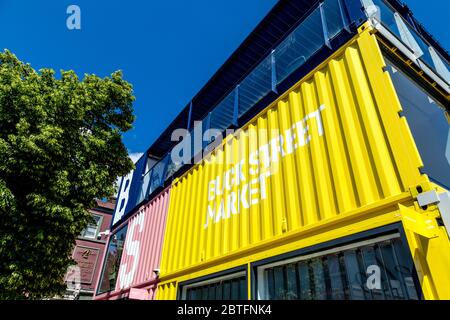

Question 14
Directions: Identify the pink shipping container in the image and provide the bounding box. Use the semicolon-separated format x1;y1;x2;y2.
94;188;170;300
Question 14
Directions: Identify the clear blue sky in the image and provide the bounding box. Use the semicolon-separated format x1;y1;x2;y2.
0;0;448;157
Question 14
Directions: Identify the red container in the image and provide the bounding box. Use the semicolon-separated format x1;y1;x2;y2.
95;188;170;300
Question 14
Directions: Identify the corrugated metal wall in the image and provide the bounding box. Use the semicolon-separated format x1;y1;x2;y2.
157;281;178;300
114;188;170;296
159;29;426;276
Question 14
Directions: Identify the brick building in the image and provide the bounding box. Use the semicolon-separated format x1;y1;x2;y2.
65;198;114;300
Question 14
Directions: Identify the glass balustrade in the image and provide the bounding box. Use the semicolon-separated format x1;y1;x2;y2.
138;0;352;201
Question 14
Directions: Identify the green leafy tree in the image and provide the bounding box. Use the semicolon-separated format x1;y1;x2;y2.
0;50;135;299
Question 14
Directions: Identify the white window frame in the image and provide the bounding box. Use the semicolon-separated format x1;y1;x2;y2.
80;214;103;240
256;233;400;300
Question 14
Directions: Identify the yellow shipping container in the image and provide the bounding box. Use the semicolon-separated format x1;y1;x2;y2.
158;25;450;300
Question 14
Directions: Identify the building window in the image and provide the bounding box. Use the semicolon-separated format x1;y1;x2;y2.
96;225;128;294
180;271;247;300
255;234;420;300
80;214;102;239
385;58;450;189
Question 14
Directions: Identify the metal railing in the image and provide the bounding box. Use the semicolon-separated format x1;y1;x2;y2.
138;0;352;202
362;0;450;89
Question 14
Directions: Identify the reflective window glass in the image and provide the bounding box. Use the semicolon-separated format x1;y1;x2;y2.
182;273;247;300
96;225;128;294
258;236;420;300
386;59;450;189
